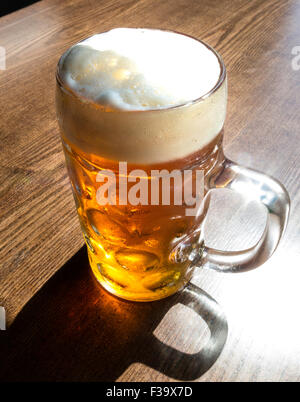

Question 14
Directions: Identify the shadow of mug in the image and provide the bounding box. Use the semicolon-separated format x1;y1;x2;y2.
0;247;227;381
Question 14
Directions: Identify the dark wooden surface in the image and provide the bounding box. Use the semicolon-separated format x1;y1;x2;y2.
0;0;300;381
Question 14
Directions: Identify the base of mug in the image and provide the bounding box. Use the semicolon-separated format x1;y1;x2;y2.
88;251;190;302
94;276;187;302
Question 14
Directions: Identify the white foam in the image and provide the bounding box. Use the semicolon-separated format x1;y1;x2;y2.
58;28;221;110
56;29;227;164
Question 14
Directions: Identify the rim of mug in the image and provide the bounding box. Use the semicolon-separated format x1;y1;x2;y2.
56;27;227;113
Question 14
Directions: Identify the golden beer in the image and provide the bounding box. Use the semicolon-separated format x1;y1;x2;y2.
56;28;227;301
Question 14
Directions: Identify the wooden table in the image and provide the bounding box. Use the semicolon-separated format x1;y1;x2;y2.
0;0;299;382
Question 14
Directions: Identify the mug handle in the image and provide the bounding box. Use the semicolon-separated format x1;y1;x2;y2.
203;157;290;272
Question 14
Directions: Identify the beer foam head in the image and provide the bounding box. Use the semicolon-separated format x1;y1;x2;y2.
56;29;227;164
58;28;221;110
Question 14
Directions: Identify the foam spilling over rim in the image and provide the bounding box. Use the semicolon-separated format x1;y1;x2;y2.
58;28;222;111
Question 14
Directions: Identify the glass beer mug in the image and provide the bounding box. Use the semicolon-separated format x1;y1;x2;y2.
56;28;290;302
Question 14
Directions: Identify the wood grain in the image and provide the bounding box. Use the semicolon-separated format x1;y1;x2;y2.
0;0;300;381
0;248;228;381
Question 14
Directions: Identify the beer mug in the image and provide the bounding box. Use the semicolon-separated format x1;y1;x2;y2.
56;28;289;302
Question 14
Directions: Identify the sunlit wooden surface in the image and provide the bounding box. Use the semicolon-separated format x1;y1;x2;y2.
0;0;299;381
